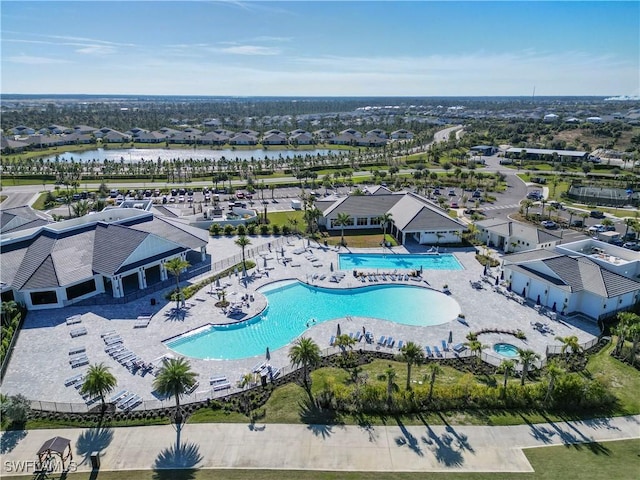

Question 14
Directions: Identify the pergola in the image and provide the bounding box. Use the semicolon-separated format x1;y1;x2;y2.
36;436;73;472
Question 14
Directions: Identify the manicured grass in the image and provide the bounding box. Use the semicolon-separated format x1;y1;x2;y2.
12;439;639;479
267;210;306;229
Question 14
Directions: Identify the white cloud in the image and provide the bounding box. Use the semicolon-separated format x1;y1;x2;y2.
218;45;281;56
5;54;70;65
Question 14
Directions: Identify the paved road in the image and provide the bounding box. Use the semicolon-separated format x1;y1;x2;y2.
1;415;638;475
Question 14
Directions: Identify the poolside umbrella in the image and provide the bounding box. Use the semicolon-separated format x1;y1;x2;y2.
281;246;285;257
522;287;526;297
266;347;270;361
234;267;238;277
495;276;499;286
263;257;268;268
483;264;487;276
552;302;557;312
215;277;220;288
330;262;334;272
500;270;504;280
448;330;453;344
336;323;341;337
536;295;541;305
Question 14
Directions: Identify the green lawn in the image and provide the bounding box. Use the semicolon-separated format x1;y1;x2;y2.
12;439;639;480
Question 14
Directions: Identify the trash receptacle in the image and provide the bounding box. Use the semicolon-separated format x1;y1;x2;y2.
90;451;100;469
150;298;156;306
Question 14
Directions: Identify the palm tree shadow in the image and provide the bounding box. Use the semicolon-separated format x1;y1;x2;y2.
164;308;190;322
417;413;464;467
298;397;337;438
438;412;475;454
0;429;27;454
153;425;202;480
393;416;423;457
75;427;114;466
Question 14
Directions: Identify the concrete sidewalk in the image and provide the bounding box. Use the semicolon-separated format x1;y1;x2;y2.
1;416;638;475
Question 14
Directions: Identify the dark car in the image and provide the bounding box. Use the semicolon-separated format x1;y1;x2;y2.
590;210;605;218
571;220;584;228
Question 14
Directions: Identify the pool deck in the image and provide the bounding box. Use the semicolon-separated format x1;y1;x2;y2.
1;236;600;409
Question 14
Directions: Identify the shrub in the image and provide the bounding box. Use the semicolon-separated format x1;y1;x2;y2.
281;225;291;236
260;224;270;235
247;224;257;235
4;394;30;426
271;225;281;235
224;224;235;236
209;223;222;236
236;224;247;236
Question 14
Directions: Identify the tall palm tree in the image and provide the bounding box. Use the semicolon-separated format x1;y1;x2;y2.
426;363;443;401
152;357;198;412
165;257;190;310
334;212;351;246
497;359;516;396
80;363;117;411
399;341;424;390
287;216;300;235
554;335;582;363
334;333;356;357
517;349;541;385
72;200;91;218
235;235;252;271
544;360;564;403
467;340;485;367
378;212;393;245
288;337;321;399
521;199;533;219
377;364;398;407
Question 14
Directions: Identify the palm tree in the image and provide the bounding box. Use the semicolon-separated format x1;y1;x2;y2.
627;321;640;366
287;216;300;235
497;359;516;396
152;357;198;413
426;363;442;401
288;337;321;399
165;257;190;310
72;200;91;217
467;340;484;367
334;212;351;246
1;300;18;327
377;364;398;407
334;333;356;356
235;235;252;271
521;199;533;219
80;363;117;411
544;360;564;403
554;335;582;363
517;348;541;385
398;341;424;390
601;218;615;231
378;212;393;245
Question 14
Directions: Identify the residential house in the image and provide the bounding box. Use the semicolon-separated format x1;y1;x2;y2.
229;132;258;145
475;219;562;253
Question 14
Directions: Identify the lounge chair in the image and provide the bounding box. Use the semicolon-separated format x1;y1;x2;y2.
329;335;336;346
252;361;266;373
69;346;86;356
104;336;123;346
109;390;128;403
386;337;395;348
70;357;89;368
69;354;88;365
213;381;231;392
210;375;228;385
64;373;84;387
117;393;136;409
433;346;443;357
70;327;87;338
425;346;433;357
441;340;449;351
355;331;363;342
397;340;404;350
123;395;142;411
453;343;467;353
66;315;82;325
377;335;386;346
365;332;374;343
101;330;117;338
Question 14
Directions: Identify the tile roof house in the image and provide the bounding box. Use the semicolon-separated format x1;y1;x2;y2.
134;131;167;143
290;132;313;145
262;132;288;145
0;209;209;310
475;219;562;253
503;248;640;321
319;191;466;245
229;132;258;145
1;136;29;153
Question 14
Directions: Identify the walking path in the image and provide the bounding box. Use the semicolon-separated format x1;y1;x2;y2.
1;416;638;475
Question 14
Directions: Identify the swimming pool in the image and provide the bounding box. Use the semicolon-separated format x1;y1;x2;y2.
339;253;463;271
493;343;520;357
165;280;460;360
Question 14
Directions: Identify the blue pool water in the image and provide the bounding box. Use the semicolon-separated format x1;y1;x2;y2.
166;280;460;360
493;343;520;357
339;253;463;271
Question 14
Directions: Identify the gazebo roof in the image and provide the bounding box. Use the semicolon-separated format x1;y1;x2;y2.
37;436;71;457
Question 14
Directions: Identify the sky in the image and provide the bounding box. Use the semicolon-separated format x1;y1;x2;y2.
1;1;639;96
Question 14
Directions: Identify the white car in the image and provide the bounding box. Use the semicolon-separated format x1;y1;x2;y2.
588;224;605;233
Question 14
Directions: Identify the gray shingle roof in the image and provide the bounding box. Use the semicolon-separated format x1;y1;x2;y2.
323;194;402;219
92;224;149;275
389;194;465;231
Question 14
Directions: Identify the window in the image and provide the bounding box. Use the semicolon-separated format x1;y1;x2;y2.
66;279;97;300
357;217;368;226
30;290;58;305
371;217;381;225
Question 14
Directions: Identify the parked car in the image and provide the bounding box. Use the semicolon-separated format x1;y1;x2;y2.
590;210;605;218
588;224;605;233
448;189;456;196
571;220;584;227
623;242;640;251
541;220;558;229
472;190;482;198
549;201;564;210
527;191;542;200
450;202;459;208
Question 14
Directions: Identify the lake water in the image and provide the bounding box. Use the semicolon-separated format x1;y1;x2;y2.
42;148;342;163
